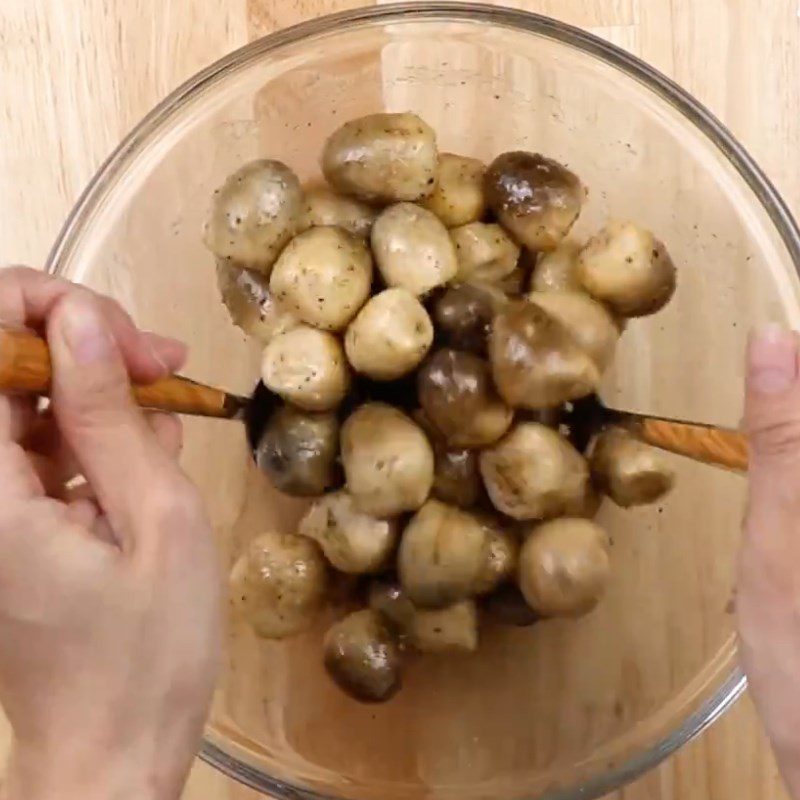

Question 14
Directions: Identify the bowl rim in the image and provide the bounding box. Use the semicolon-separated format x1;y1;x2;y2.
46;2;791;798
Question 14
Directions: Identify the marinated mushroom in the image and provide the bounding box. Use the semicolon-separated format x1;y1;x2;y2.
479;422;590;520
322;112;437;204
299;184;377;238
369;581;479;653
323;609;401;702
230;531;328;638
518;518;611;618
398;499;487;608
577;221;676;317
529;240;583;293
450;222;521;285
261;325;350;411
489;300;600;409
341;403;434;517
298;490;399;574
432;283;503;355
216;260;298;344
205;159;303;274
484;152;585;251
528;291;621;371
344;288;434;380
431;445;482;509
421;153;486;226
473;516;519;595
408;600;478;653
589;427;675;507
371;202;458;296
255;405;339;496
369;580;417;632
417;348;513;447
269;226;373;331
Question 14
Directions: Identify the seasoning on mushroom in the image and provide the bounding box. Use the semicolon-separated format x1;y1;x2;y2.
341;403;434;517
205;159;303;274
230;531;328;639
298;490;399;574
479;422;590;521
322;112;438;204
577;220;676;317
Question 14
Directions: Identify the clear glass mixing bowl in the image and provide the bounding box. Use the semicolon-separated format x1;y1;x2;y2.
47;4;800;799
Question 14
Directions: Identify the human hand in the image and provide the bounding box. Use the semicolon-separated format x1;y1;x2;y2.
0;267;221;800
739;324;800;797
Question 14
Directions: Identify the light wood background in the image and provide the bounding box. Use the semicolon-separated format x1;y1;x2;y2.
0;1;797;798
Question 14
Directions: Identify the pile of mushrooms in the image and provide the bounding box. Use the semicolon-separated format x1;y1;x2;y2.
206;112;677;703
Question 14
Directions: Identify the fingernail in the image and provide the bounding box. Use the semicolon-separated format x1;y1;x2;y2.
748;324;798;394
60;297;114;365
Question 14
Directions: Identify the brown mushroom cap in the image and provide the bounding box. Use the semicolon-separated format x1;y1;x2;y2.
431;445;483;509
433;283;502;355
398;499;487;608
528;290;621;372
216;260;298;344
489;300;600;409
484;152;585;251
518;518;610;618
321;112;437;204
589;427;676;507
340;403;434;517
418;348;513;447
255;406;339;496
204;159;303;273
577;221;676;317
479;422;590;521
230;532;329;639
323;609;401;703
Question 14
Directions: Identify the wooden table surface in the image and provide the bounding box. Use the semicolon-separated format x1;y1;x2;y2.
0;1;797;798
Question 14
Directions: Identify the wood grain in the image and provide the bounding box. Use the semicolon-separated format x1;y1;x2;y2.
0;1;795;800
0;328;239;417
633;419;749;473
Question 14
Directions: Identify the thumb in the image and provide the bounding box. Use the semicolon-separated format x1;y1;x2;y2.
745;324;800;467
47;293;171;532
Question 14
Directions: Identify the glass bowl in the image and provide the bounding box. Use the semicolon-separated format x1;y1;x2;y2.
47;3;800;799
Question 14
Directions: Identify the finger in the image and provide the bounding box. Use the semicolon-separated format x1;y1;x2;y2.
47;292;178;538
0;397;35;442
0;266;186;384
744;324;800;467
65;497;100;530
27;411;183;499
64;498;117;546
742;325;800;587
145;412;183;459
142;332;188;374
0;441;44;499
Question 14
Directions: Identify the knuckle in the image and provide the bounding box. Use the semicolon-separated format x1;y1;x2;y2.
57;392;131;435
748;416;800;461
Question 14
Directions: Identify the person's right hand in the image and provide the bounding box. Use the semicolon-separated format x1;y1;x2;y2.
0;267;222;800
739;325;800;798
